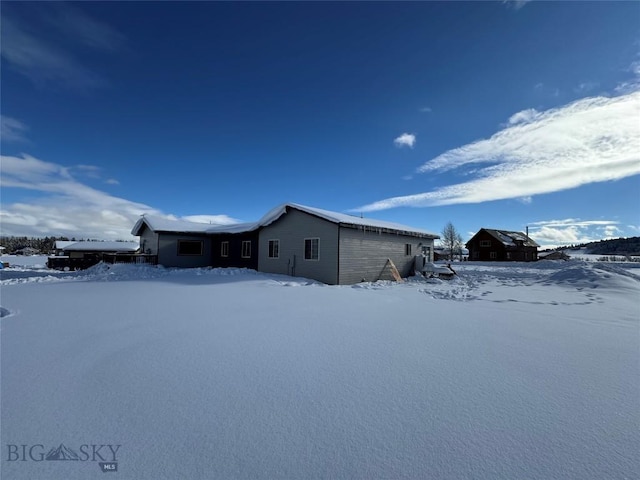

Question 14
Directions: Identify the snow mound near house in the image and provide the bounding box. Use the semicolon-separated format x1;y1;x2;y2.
544;261;640;291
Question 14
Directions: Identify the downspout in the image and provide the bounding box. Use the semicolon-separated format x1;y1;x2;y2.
336;226;341;285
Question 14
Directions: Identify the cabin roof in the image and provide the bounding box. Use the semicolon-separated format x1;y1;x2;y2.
473;228;540;248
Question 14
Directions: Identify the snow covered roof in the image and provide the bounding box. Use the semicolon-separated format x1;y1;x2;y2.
481;229;539;247
54;241;77;249
259;204;439;237
131;215;259;236
59;241;139;252
132;204;438;238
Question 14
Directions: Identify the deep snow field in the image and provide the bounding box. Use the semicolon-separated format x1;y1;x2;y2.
1;255;638;480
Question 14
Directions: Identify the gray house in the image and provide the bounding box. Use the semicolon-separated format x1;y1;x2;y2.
256;204;438;284
131;203;439;285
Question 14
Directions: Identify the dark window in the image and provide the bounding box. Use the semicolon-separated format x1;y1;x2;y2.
241;241;251;258
178;240;203;256
221;241;229;257
405;244;412;256
480;240;491;247
304;238;319;260
490;251;497;259
268;240;279;258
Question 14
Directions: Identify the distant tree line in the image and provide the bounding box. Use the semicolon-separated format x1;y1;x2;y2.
0;236;67;254
565;236;640;255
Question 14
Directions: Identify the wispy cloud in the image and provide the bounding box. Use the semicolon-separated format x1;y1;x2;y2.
615;61;640;94
45;3;125;52
357;90;640;212
574;82;598;94
419;107;432;113
503;0;534;10
506;108;540;126
1;115;29;143
394;133;416;149
0;154;236;239
0;4;124;90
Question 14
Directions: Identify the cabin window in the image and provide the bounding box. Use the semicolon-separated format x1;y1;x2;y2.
268;240;279;259
480;240;491;247
405;244;412;256
506;252;511;260
220;241;229;257
178;240;203;256
241;241;252;258
304;238;319;260
490;251;497;259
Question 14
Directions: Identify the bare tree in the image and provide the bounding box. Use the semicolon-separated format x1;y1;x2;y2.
441;222;463;261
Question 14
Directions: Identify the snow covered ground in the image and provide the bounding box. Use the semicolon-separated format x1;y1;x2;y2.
1;256;638;479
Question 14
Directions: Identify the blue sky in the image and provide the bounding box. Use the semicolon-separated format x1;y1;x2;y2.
1;1;639;247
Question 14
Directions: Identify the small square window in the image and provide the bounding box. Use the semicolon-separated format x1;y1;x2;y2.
490;251;497;259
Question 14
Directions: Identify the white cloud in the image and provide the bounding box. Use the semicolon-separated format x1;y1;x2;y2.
1;115;29;143
507;108;539;125
357;90;640;212
528;219;620;228
527;218;622;248
601;225;621;239
419;107;432;113
0;154;238;239
394;133;416;148
105;178;120;185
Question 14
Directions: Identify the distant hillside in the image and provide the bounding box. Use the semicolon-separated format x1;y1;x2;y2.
565;237;640;255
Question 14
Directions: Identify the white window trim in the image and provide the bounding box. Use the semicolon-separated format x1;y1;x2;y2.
241;240;252;258
220;241;229;258
304;237;320;261
268;239;279;259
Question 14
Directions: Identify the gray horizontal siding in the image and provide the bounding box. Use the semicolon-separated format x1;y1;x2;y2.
138;225;158;255
258;208;339;285
338;227;434;284
157;233;212;268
